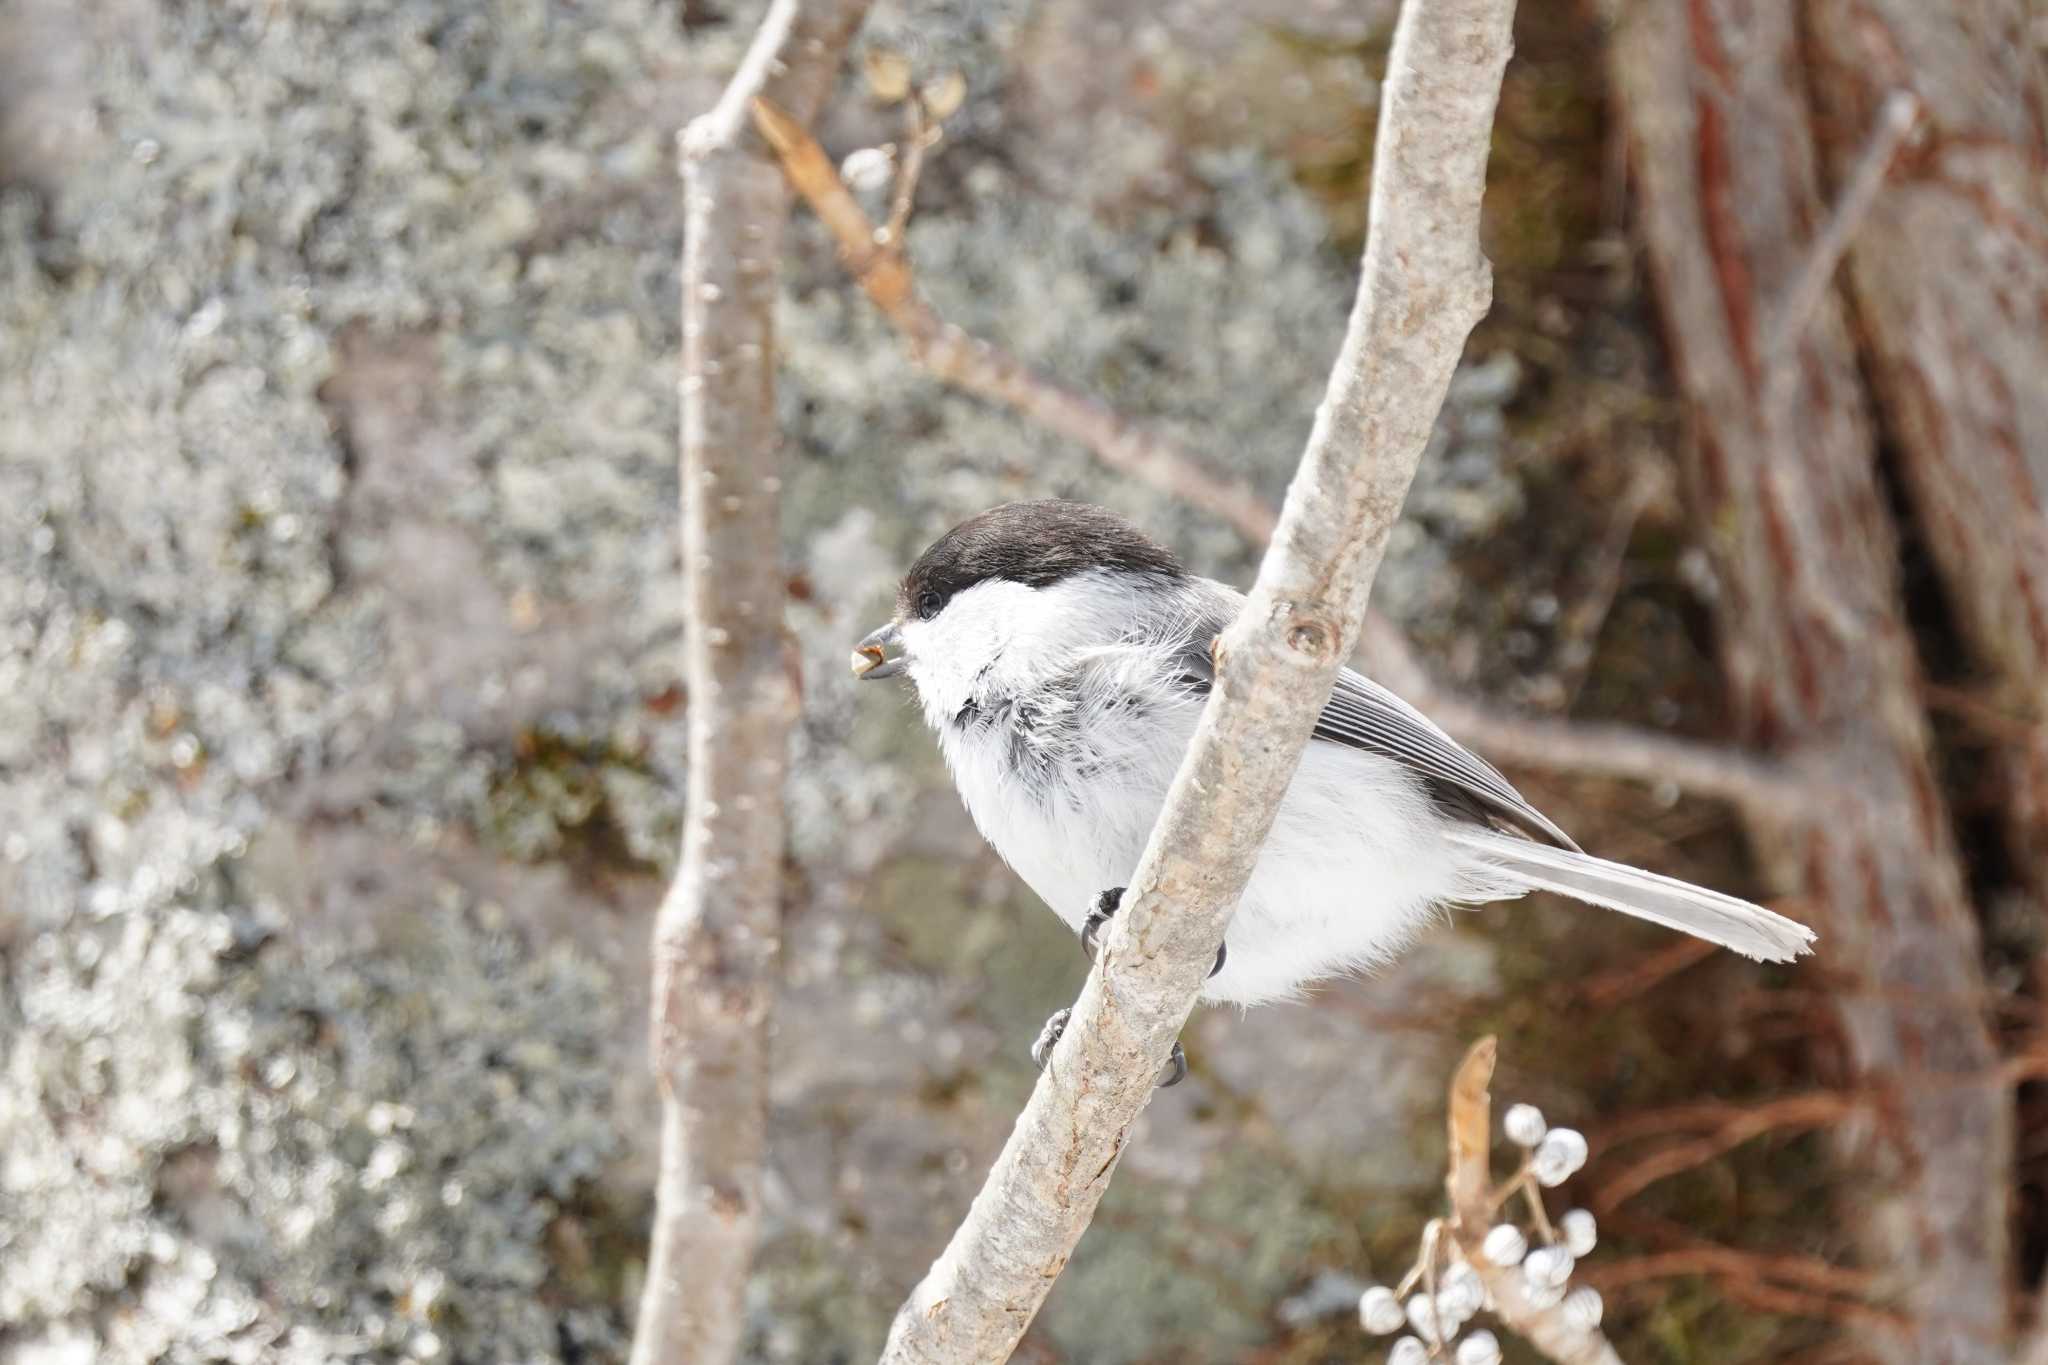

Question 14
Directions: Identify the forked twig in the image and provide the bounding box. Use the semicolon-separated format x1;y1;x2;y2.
880;99;941;248
1446;1039;1628;1365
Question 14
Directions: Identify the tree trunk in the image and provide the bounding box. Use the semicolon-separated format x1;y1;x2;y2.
1610;4;2008;1362
1802;0;2048;917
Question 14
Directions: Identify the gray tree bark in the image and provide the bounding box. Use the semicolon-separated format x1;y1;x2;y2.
628;3;871;1363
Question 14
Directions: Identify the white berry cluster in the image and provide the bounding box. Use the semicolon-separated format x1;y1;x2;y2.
1357;1103;1604;1362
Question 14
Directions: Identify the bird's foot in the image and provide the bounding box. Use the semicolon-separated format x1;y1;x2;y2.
1029;1007;1070;1072
1031;1006;1187;1088
1080;886;1227;979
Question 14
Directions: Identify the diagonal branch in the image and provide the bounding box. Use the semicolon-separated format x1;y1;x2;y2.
866;0;1518;1358
1760;89;1921;375
751;96;1279;547
628;3;871;1364
753;93;1818;826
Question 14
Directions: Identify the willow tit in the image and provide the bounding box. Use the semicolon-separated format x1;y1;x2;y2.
854;501;1813;1076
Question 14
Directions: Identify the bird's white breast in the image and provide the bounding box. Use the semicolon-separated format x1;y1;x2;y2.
908;573;1523;1006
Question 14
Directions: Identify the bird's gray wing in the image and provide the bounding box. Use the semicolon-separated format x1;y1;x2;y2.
1314;667;1579;849
1169;583;1577;850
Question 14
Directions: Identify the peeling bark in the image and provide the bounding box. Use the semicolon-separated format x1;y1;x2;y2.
1610;5;2007;1362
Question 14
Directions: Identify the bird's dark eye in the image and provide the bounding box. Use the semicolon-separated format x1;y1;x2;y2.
916;590;944;620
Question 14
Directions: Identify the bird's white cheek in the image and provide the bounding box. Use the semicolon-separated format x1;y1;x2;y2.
900;582;1049;722
899;621;979;722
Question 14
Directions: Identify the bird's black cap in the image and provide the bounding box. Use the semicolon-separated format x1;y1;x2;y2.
898;500;1183;621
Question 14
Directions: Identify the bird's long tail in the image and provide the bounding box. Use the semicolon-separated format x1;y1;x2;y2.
1445;827;1816;963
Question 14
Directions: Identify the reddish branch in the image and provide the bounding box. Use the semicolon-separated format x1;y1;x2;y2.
1588;1093;1857;1214
1586;1243;1905;1334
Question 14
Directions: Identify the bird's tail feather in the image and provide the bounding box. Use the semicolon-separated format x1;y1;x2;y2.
1445;827;1816;963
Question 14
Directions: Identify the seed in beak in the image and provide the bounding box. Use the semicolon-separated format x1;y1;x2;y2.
851;622;906;680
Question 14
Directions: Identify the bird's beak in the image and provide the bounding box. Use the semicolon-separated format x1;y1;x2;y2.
851;621;906;680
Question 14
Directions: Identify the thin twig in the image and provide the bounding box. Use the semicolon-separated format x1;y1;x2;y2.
628;3;871;1364
1362;612;1817;818
1592;1090;1860;1149
1446;1039;1628;1365
1588;1233;1880;1300
1762;89;1921;372
752;95;1278;545
880;99;937;249
1576;937;1719;1008
1584;1230;1905;1335
867;1;1519;1356
1589;1093;1858;1215
753;96;1820;825
1556;468;1663;708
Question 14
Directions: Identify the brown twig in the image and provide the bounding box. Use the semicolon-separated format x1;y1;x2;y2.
1585;1048;2048;1218
880;99;938;249
1593;1091;1861;1150
628;3;871;1364
1576;937;1720;1008
1589;1093;1859;1214
1588;1242;1879;1300
1556;468;1663;708
753;94;1821;826
1616;1264;1904;1334
1446;1038;1629;1365
751;95;1278;545
1585;1232;1905;1335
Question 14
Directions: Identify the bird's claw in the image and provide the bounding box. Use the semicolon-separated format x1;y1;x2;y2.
1158;1040;1188;1088
1079;888;1121;961
1081;886;1227;979
1029;1006;1189;1088
1030;1007;1071;1072
1042;886;1205;1086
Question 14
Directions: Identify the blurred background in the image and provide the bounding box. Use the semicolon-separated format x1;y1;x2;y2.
3;1;2044;1362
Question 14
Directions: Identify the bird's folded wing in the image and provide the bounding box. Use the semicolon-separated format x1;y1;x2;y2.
1172;588;1576;850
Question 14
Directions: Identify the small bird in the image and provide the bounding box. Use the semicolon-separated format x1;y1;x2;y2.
853;501;1813;1081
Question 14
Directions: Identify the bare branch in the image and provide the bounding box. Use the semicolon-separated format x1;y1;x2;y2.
869;1;1517;1358
751;95;1279;545
1356;618;1816;818
1588;1093;1856;1215
880;99;939;249
1761;89;1921;373
755;93;1818;826
1446;1039;1629;1365
628;4;870;1364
